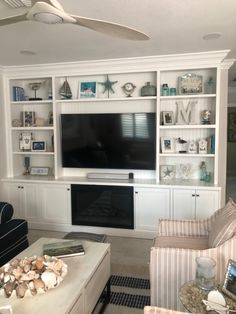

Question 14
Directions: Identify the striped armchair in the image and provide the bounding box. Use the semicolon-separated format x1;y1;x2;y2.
150;199;236;310
144;306;187;313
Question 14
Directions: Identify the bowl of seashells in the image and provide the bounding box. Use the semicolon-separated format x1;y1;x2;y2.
0;255;68;298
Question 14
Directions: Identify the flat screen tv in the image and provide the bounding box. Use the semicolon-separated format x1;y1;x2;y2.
61;113;156;170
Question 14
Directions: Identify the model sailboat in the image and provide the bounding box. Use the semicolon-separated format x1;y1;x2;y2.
59;78;72;99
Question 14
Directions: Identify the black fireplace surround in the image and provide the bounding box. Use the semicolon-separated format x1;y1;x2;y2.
71;184;134;229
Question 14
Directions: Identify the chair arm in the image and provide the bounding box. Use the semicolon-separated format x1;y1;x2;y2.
158;218;209;237
150;235;236;310
0;202;13;224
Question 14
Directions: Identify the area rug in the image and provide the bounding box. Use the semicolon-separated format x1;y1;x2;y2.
94;274;150;313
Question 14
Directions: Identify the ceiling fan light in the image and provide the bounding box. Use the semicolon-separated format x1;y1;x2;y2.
34;12;63;24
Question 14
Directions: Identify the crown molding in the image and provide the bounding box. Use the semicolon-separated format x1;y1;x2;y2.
2;50;231;78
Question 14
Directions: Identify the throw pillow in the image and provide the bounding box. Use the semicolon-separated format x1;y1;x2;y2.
208;199;236;247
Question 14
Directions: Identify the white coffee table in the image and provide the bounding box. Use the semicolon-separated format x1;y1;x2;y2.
0;238;111;314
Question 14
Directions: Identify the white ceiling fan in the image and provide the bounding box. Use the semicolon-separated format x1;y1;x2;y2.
0;0;149;40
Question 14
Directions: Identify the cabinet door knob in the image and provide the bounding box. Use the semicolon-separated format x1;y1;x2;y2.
18;186;21;189
21;186;24;189
135;191;138;194
192;194;195;197
196;194;199;197
67;188;70;191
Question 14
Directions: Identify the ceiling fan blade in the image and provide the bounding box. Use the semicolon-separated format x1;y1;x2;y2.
31;0;64;11
0;13;27;26
71;15;149;40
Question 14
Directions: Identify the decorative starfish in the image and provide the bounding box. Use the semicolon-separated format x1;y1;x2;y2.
163;167;173;178
98;75;118;98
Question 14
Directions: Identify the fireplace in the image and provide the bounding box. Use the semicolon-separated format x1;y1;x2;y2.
71;184;134;229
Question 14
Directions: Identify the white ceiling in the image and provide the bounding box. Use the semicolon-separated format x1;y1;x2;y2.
0;0;236;79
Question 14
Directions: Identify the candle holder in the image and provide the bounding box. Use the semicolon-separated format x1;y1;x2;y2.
29;82;43;101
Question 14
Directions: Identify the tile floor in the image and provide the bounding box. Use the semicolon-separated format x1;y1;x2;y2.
28;229;153;278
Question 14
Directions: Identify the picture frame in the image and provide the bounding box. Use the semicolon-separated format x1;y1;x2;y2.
160;165;175;180
79;81;97;98
30;167;50;176
163;111;174;125
178;73;203;95
222;259;236;301
19;132;33;151
31;141;46;152
21;111;35;127
161;137;175;153
228;112;236;142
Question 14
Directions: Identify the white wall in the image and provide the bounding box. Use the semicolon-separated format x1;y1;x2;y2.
0;69;7;199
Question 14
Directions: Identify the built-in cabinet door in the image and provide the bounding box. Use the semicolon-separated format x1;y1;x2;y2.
5;182;38;220
135;187;170;231
172;188;196;219
39;184;71;224
173;188;220;220
195;189;220;219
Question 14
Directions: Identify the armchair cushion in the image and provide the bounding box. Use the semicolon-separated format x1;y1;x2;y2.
154;235;209;250
0;202;13;224
208;199;236;247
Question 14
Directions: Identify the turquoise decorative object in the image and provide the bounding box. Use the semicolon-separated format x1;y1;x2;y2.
141;82;156;96
205;77;216;94
98;75;118;98
161;84;170;96
170;87;176;96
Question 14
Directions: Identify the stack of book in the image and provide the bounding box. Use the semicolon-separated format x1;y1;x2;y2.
13;86;25;101
43;240;85;258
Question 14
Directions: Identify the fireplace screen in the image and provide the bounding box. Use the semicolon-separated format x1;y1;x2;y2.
71;184;134;229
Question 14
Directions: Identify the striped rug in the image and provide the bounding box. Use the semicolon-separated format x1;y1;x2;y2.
98;275;150;312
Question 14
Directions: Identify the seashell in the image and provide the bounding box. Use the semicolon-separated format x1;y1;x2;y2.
15;282;28;298
4;281;16;298
11;259;19;268
13;267;23;280
35;257;44;271
20;270;36;281
24;264;31;273
33;278;45;290
28;281;37;296
4;274;11;283
41;271;57;289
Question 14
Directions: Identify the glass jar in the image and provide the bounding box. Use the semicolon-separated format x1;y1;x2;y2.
141;82;157;96
196;256;216;290
161;84;170;96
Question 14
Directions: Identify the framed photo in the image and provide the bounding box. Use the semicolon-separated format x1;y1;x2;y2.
163;111;174;125
222;259;236;301
161;137;175;153
160;165;175;180
21;111;35;127
79;81;97;98
228;112;236;142
31;141;46;151
178;73;203;94
30;167;50;176
19;132;33;151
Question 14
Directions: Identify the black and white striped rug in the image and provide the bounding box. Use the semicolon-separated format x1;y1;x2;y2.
100;275;150;309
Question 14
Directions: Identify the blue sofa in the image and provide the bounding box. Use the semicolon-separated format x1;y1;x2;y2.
0;202;29;266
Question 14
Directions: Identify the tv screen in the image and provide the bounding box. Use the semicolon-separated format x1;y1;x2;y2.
61;113;156;170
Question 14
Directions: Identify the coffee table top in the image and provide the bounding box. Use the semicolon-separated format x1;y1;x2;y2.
0;238;110;314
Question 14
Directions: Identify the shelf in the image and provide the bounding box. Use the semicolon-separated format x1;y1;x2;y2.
159;153;215;157
11;127;54;131
160;94;216;100
13;152;54;155
159;124;216;129
56;96;157;103
11;100;53;105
